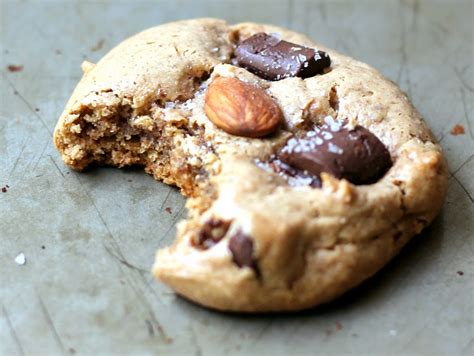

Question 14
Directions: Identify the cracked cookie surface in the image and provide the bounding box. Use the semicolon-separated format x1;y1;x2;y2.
54;18;448;312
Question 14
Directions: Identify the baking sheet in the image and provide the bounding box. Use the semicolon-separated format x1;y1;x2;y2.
1;0;473;354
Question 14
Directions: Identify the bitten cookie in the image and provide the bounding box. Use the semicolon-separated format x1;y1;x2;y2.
54;19;448;312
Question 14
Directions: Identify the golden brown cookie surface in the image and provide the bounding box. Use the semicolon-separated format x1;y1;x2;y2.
54;19;447;312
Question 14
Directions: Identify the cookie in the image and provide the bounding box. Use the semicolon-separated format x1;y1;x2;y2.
54;19;448;312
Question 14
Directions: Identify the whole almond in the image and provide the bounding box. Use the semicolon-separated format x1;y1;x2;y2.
204;77;282;138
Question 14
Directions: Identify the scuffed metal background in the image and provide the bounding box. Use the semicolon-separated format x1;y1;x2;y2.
1;0;473;354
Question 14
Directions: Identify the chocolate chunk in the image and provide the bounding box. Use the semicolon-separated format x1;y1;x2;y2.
277;117;392;185
194;219;230;249
228;230;255;269
236;33;331;81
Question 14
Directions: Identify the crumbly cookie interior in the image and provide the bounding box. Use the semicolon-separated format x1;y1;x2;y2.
67;100;202;192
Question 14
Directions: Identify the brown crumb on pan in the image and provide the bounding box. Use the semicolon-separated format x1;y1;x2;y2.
450;124;465;135
7;64;23;72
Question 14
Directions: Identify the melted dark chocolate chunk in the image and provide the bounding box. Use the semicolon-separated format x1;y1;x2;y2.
277;118;392;185
236;33;331;81
194;219;231;249
228;230;255;269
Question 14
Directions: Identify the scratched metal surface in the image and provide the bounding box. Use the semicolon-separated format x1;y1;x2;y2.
0;0;473;355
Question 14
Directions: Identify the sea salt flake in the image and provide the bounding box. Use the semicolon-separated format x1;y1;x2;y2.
322;131;333;140
328;142;343;154
15;253;26;265
324;116;339;129
270;32;282;41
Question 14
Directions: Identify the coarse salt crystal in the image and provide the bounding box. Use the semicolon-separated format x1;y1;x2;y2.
322;131;333;140
15;253;26;265
328;142;343;154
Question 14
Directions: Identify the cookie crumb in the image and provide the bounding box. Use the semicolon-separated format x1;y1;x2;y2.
165;207;172;214
91;39;105;52
15;253;26;265
457;271;464;276
450;124;465;135
1;187;7;193
7;64;23;72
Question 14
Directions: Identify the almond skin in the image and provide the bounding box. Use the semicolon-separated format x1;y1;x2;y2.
204;77;282;138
